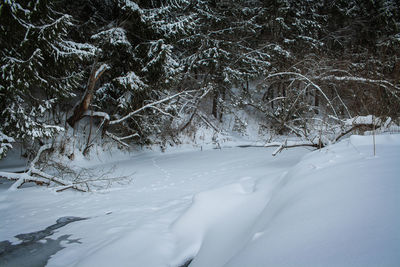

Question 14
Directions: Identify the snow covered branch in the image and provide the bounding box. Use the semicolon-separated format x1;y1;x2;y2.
104;131;139;148
265;115;395;156
0;144;88;192
316;75;400;91
83;110;110;121
0;144;54;190
109;90;196;125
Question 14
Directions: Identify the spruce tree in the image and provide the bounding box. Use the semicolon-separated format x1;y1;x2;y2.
0;0;96;158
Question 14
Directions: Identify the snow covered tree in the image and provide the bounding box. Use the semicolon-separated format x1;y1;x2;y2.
0;0;96;157
320;0;400;117
63;0;201;148
167;0;273;123
1;0;399;161
242;0;400;138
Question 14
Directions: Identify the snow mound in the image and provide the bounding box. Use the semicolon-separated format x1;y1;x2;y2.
170;134;400;267
170;180;267;267
225;134;400;266
349;134;400;146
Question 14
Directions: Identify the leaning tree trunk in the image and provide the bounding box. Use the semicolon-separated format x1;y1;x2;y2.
67;63;108;128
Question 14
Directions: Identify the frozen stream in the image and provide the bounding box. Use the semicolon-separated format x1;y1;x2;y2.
1;135;398;267
0;217;86;266
0;147;307;267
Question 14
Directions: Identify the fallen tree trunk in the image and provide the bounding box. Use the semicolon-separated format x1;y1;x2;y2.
335;123;380;142
0;144;87;192
256;116;387;156
263;141;321;156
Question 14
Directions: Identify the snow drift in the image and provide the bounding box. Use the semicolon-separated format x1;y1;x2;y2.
0;134;399;267
171;134;400;267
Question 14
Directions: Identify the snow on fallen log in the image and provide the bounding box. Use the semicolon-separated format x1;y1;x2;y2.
0;144;88;192
344;115;382;126
0;171;50;190
264;141;319;156
264;115;396;156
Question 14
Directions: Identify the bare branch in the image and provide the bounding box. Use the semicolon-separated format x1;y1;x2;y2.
104;131;130;147
316;75;400;91
266;72;338;117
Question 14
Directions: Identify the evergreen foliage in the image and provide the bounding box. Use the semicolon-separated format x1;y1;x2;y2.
0;0;96;158
0;0;399;159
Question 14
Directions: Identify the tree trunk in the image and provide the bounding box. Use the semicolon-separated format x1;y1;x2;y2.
67;63;108;128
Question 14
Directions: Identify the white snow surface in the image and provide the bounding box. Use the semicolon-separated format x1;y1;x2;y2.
0;134;399;267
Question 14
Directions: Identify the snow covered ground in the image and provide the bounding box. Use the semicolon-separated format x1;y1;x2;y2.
0;134;399;267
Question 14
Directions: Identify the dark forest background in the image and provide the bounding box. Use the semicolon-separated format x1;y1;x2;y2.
1;0;399;159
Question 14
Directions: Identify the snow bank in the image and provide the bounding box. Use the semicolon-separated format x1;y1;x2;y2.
167;134;400;267
1;134;398;267
170;180;268;267
224;134;400;266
